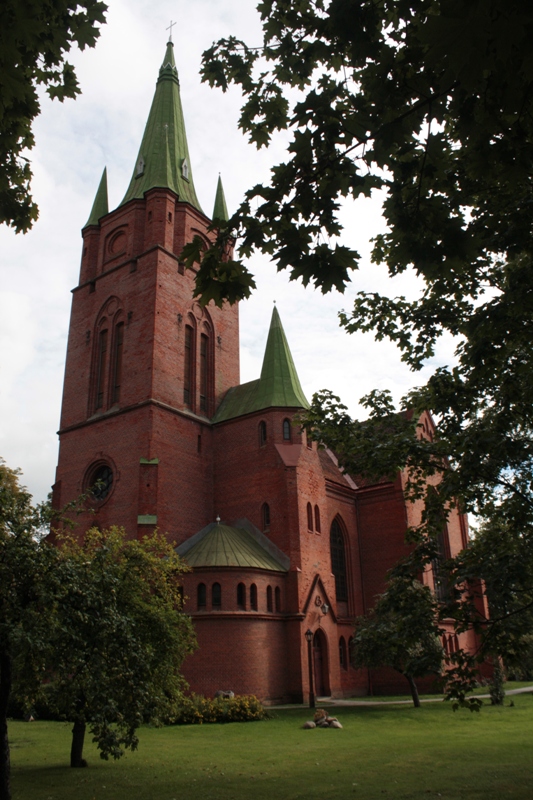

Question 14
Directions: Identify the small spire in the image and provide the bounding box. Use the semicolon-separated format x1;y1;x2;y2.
83;167;108;228
258;306;309;409
212;174;229;222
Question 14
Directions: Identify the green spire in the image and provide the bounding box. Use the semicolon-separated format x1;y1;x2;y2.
212;174;229;221
213;306;309;422
84;167;108;228
257;305;309;409
120;41;202;211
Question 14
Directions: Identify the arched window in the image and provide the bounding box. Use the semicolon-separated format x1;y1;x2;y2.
237;582;246;610
314;505;321;533
266;585;273;612
339;636;348;670
212;582;221;609
259;420;267;447
87;462;114;503
95;328;108;410
262;502;270;531
432;526;451;602
283;418;291;441
330;518;348;602
275;586;281;612
307;502;313;531
184;324;194;407
199;332;209;413
111;321;124;404
197;583;206;609
250;583;258;611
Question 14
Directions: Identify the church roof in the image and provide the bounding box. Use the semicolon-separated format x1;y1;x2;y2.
120;41;203;212
176;520;288;572
212;174;229;221
213;306;309;422
83;167;108;228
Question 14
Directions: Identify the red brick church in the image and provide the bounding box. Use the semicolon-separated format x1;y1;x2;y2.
53;41;476;703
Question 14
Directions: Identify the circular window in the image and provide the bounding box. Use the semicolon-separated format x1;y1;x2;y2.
89;464;113;502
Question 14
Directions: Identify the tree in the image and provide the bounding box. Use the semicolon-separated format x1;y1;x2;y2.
182;0;533;689
47;527;196;767
0;0;108;232
0;461;59;800
351;578;444;707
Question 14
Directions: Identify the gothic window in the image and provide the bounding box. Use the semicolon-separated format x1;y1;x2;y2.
307;502;313;531
237;582;246;610
184;325;193;407
339;636;348;670
111;321;124;404
250;583;258;611
259;420;267;447
283;418;291;441
314;505;321;533
330;518;348;602
432;526;451;602
275;586;281;612
199;333;209;413
197;583;206;609
95;328;108;409
212;582;222;609
262;502;270;531
266;585;273;612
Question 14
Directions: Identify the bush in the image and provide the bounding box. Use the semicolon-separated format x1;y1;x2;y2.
172;694;270;725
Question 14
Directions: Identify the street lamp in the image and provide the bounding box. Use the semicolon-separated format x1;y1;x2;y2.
305;628;315;708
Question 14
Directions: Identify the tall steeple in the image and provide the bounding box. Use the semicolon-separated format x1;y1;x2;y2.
212;174;229;222
84;167;108;228
120;41;202;211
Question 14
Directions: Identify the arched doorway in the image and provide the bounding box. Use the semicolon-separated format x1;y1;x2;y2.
313;629;329;697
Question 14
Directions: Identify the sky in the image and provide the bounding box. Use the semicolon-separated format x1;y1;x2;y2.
0;0;455;504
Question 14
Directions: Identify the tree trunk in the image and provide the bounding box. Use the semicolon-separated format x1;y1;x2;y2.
405;673;421;708
70;719;87;768
0;650;12;800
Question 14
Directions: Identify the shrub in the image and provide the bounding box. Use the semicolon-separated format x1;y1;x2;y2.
172;694;270;725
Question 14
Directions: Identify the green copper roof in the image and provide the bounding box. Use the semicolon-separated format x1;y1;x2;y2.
120;41;202;211
177;522;287;571
84;167;108;228
212;174;229;221
213;306;309;423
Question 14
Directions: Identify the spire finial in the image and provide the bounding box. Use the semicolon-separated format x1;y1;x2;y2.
166;20;176;42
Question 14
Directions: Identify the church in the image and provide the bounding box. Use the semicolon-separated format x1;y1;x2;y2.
52;41;476;703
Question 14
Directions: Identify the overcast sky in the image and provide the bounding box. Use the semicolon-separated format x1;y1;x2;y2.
0;0;454;504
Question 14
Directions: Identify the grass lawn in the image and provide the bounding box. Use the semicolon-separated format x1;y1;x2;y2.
9;693;533;800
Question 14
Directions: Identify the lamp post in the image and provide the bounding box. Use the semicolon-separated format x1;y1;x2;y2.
305;628;315;708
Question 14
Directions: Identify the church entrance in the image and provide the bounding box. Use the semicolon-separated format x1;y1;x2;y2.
313;629;329;697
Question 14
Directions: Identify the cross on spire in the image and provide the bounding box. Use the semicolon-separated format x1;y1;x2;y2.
166;20;176;41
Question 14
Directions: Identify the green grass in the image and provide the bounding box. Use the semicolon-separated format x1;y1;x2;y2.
9;694;533;800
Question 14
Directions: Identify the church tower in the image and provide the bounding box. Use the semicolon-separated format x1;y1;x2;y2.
53;41;238;541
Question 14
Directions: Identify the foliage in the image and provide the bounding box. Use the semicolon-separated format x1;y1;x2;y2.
172;693;270;725
351;578;444;707
0;461;61;800
489;663;506;706
0;0;107;232
193;0;533;699
46;526;196;766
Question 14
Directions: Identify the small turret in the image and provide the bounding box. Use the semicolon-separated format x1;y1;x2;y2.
83;167;108;228
212;174;229;222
